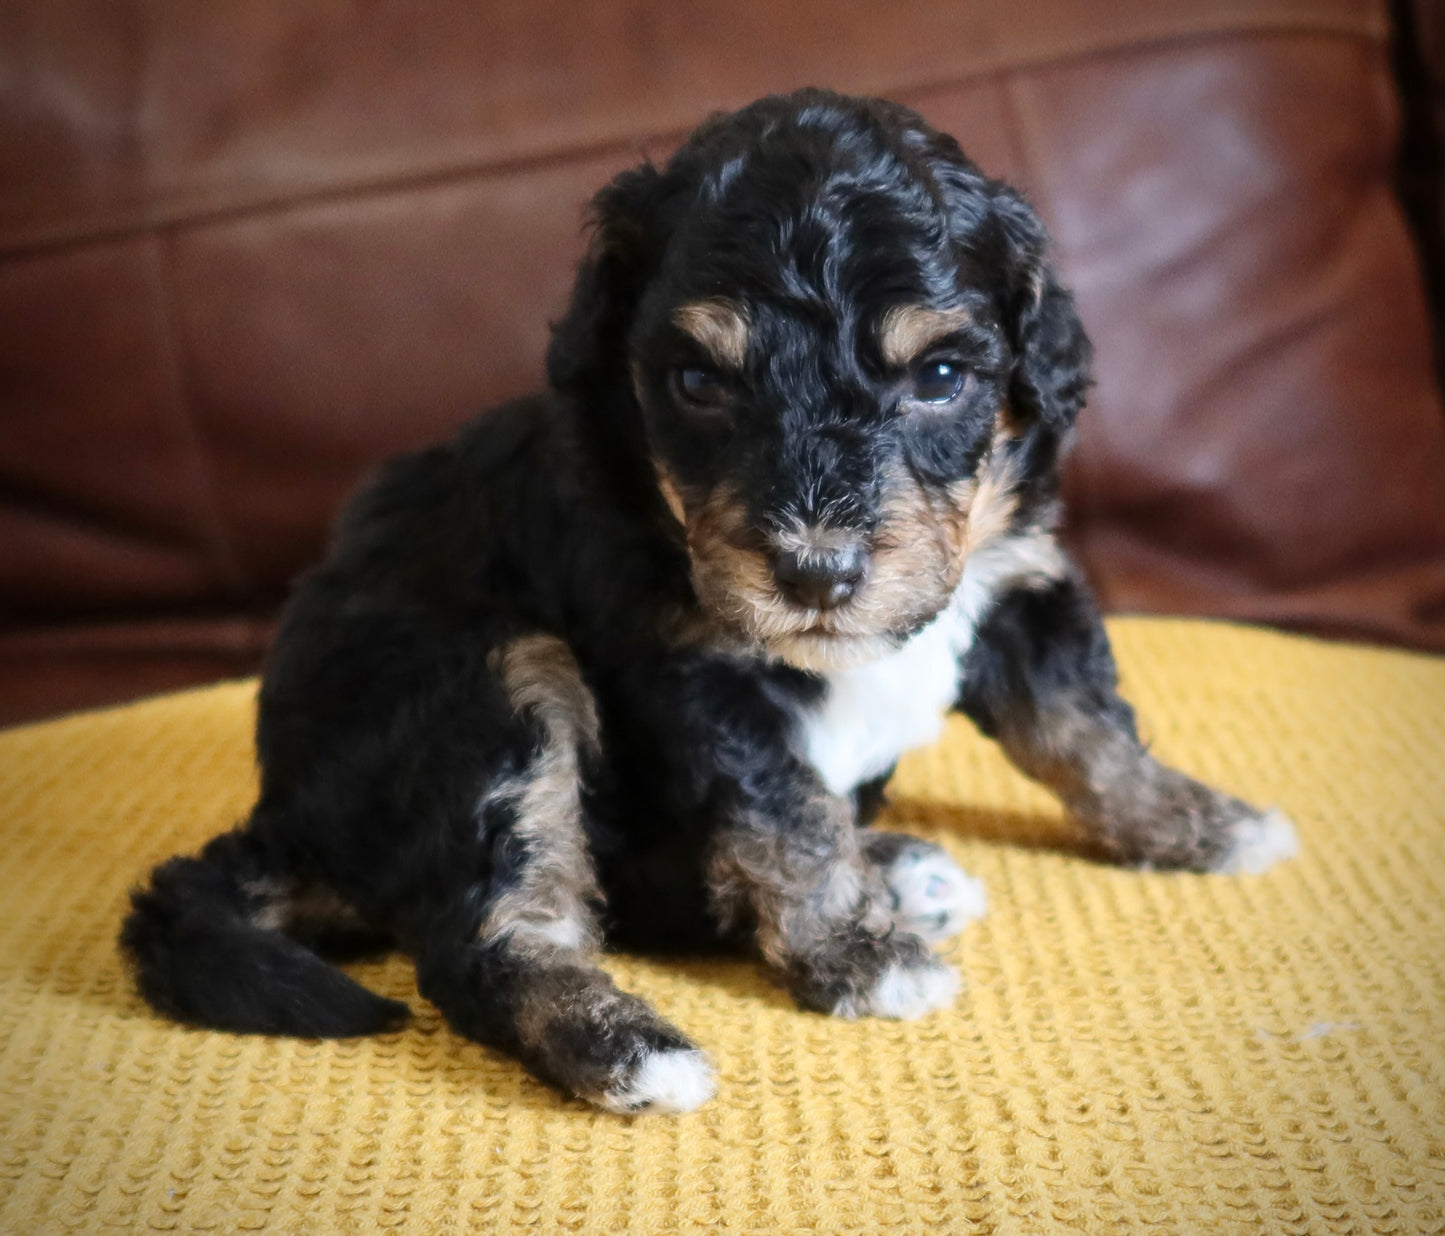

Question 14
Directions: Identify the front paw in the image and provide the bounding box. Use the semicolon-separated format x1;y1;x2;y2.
860;830;987;941
787;928;960;1021
1090;766;1300;875
1210;807;1299;875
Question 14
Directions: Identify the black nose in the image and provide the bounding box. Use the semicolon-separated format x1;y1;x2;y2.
773;546;867;610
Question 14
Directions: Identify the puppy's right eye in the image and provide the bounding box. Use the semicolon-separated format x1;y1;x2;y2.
672;365;731;407
911;360;969;404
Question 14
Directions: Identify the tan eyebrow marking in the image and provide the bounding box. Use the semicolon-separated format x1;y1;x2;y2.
877;305;972;368
672;299;750;369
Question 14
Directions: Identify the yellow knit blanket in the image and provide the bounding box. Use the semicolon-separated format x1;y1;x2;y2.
1;618;1442;1234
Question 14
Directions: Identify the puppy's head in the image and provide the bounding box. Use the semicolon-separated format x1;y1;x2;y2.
548;90;1089;670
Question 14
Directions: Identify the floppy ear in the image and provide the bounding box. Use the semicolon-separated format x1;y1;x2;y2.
546;163;675;397
984;185;1093;434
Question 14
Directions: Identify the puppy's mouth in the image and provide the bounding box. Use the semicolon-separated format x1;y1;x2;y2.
671;476;970;671
764;625;908;672
694;561;948;672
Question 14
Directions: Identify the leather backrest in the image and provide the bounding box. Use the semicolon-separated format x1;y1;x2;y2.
3;0;1443;655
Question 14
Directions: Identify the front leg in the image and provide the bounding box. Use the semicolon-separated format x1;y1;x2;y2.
957;577;1298;873
704;754;959;1020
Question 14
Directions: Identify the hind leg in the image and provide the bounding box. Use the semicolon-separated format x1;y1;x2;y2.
411;635;714;1113
417;932;713;1113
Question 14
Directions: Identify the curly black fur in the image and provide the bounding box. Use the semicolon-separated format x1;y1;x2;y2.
121;89;1294;1114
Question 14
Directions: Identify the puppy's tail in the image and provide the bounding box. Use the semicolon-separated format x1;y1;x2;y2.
119;828;410;1038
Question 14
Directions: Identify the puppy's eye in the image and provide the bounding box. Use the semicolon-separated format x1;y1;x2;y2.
911;360;970;404
672;365;731;407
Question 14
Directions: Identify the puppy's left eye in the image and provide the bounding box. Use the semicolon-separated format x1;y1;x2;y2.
911;360;971;404
672;365;731;407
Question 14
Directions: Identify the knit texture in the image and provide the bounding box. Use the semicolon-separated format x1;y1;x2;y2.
0;617;1441;1234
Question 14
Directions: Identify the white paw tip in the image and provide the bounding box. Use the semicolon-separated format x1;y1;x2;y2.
594;1047;716;1115
862;960;962;1020
883;847;988;941
1216;808;1300;875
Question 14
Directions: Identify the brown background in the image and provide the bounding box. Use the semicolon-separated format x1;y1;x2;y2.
3;0;1444;728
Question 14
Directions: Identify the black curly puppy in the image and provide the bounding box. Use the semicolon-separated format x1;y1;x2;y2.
121;89;1297;1114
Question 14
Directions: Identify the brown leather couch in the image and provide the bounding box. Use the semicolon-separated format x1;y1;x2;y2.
4;0;1445;730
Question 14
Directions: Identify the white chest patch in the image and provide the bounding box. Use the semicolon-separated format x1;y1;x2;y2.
794;533;1068;797
798;587;979;797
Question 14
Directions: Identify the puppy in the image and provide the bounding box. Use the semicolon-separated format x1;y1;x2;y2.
121;89;1297;1114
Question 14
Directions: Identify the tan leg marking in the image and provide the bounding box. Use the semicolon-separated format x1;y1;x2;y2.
478;635;603;959
1000;702;1296;871
707;793;959;1020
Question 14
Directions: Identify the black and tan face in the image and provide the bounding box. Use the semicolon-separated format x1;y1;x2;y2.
632;282;1024;670
550;92;1090;671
